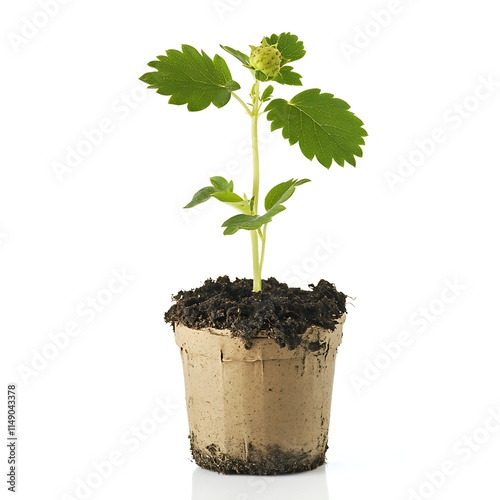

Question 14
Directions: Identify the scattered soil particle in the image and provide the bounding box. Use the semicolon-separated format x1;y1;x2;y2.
190;434;326;475
165;276;346;350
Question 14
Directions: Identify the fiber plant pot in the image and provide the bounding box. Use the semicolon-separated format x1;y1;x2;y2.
175;315;345;475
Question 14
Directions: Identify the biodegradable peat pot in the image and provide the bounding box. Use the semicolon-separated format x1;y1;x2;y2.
174;316;345;475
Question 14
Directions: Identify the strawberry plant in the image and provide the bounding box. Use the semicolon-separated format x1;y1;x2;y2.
140;33;367;292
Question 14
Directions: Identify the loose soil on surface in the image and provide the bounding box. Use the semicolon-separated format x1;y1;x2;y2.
165;276;346;350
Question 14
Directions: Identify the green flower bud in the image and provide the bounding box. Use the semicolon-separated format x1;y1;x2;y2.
249;43;282;79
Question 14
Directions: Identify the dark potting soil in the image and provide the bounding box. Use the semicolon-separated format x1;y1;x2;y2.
164;276;346;350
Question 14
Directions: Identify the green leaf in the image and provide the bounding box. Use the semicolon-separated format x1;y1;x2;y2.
184;186;216;208
273;66;302;86
211;192;243;203
221;179;309;235
265;89;367;168
264;178;310;211
210;176;232;192
140;45;240;111
264;32;305;64
255;70;269;82
222;211;281;235
225;80;241;91
261;85;274;102
211;192;252;214
220;45;250;66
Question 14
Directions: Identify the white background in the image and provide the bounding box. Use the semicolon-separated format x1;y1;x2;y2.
1;0;500;499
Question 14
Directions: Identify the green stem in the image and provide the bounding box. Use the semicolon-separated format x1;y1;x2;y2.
251;231;261;292
231;92;252;115
259;224;267;278
251;79;262;292
251;81;260;212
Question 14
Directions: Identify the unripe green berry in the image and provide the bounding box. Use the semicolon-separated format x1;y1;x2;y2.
250;45;281;79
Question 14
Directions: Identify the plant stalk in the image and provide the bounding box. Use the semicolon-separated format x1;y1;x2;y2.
251;79;262;292
259;224;267;278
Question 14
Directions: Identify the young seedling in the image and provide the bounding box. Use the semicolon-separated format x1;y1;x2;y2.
140;33;367;292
